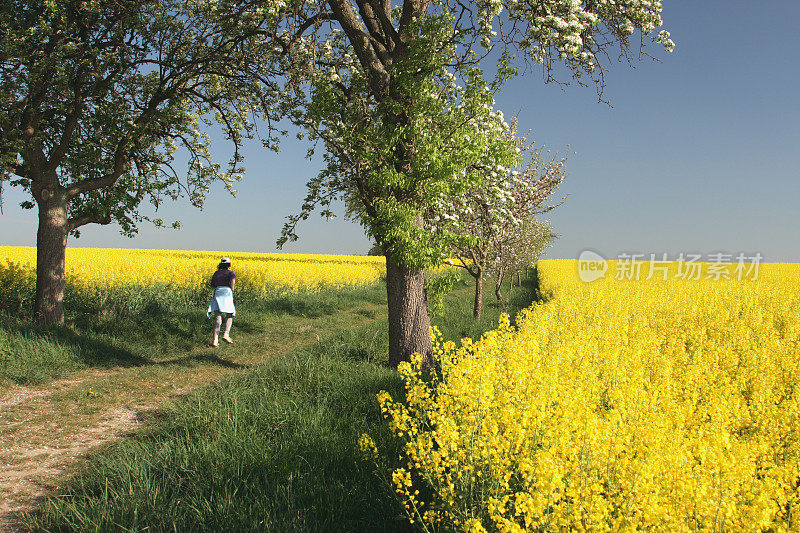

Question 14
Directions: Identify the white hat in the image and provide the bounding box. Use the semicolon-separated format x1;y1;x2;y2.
220;257;231;264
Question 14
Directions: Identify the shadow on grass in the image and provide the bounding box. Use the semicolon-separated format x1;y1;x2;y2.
155;352;251;369
1;317;150;368
0;310;251;385
244;284;387;319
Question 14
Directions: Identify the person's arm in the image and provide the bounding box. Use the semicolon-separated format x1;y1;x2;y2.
230;274;235;292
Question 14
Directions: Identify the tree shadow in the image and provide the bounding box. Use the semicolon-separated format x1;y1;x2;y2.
245;285;386;319
0;312;250;384
154;353;251;369
248;297;343;318
1;318;151;369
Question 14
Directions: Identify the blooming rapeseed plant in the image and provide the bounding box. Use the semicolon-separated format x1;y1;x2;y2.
375;260;800;531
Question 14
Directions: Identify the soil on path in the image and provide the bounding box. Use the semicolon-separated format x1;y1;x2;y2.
0;304;384;531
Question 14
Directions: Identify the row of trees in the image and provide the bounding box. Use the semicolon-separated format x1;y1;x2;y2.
1;0;673;365
447;136;566;319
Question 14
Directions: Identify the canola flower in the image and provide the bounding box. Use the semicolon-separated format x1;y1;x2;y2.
0;246;385;294
376;260;800;531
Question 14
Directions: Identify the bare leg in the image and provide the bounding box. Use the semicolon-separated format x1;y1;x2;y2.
222;315;233;343
212;312;222;346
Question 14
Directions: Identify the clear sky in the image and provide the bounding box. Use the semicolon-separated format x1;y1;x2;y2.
1;1;798;261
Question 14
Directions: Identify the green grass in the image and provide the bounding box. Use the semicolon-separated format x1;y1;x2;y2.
20;270;542;532
0;326;86;386
0;284;386;388
31;352;409;532
433;268;545;343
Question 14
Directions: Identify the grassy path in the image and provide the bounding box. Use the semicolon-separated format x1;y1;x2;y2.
0;300;386;530
0;274;537;531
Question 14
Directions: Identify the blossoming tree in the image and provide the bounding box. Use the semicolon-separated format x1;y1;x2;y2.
489;217;557;301
444;137;566;319
0;0;282;325
268;0;673;365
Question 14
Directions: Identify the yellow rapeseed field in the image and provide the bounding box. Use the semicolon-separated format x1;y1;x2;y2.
0;246;385;293
374;259;800;531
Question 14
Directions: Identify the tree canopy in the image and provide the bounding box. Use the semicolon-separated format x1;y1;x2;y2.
0;0;283;237
273;0;673;267
0;0;283;323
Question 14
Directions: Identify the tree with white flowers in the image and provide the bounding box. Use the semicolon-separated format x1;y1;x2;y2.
444;136;566;319
269;0;674;365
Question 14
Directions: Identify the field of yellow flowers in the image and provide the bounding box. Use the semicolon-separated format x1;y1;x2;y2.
0;246;385;293
375;260;800;531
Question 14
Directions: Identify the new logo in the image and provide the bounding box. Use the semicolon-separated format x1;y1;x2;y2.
578;250;608;282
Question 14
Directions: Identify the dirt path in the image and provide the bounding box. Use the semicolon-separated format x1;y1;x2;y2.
0;304;384;531
1;405;141;531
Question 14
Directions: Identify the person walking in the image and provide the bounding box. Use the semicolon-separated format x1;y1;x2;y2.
207;257;236;347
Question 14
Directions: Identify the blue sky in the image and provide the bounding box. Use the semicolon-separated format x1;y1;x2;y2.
2;1;798;261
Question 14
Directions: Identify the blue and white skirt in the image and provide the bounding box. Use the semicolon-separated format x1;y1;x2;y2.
207;286;236;318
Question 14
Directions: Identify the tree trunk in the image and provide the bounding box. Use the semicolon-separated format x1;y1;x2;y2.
473;270;483;320
386;258;433;368
495;270;504;302
34;189;69;326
